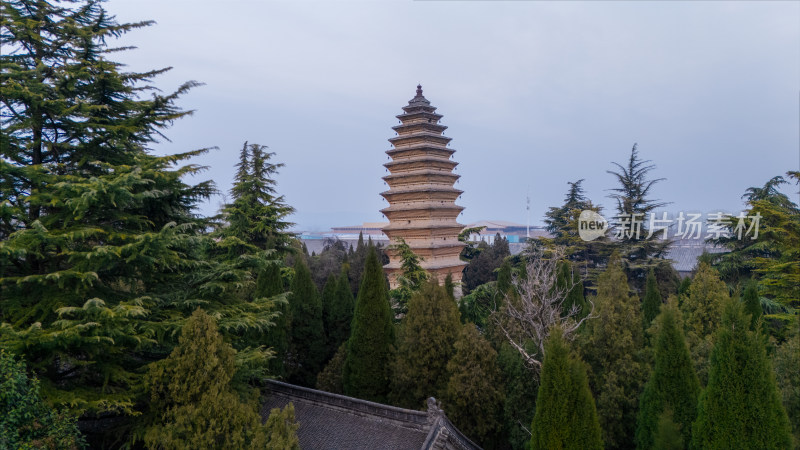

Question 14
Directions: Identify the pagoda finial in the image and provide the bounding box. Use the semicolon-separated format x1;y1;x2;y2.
416;84;423;96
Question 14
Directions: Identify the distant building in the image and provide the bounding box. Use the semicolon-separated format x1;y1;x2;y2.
262;380;481;450
380;85;467;294
465;220;548;244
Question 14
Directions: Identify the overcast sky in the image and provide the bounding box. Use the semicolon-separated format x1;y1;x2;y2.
104;0;799;231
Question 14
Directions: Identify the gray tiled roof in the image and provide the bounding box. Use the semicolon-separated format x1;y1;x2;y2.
664;239;728;273
261;380;481;450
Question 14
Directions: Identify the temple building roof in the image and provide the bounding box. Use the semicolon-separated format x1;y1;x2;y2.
261;380;481;450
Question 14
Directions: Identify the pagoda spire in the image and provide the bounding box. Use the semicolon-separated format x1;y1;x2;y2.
380;86;466;297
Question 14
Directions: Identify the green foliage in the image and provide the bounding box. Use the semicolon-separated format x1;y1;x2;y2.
709;173;800;309
497;343;537;450
443;324;504;447
539;180;612;289
642;269;662;330
258;264;290;378
0;349;85;450
458;282;499;329
143;309;270;449
321;268;355;364
677;277;692;298
287;257;325;386
343;247;395;402
463;235;511;293
580;255;646;449
391;281;461;409
218;142;295;254
741;282;762;330
531;328;602;450
651;408;683;450
317;344;346;394
636;303;699;449
680;262;729;385
606;144;671;288
557;260;588;319
692;301;792;449
388;238;429;315
263;403;300;450
772;318;800;447
496;260;514;297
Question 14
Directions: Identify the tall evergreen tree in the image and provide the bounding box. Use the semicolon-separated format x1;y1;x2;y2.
692;301;791;449
0;0;244;426
581;255;647;450
636;303;700;449
642;269;662;330
741;282;762;330
391;281;461;409
772;317;800;446
497;343;538;450
287;258;325;386
679;262;729;385
321;274;339;359
343;246;395;402
531;328;603;450
143;309;270;449
606;144;671;289
540;179;611;285
442;324;504;447
324;268;355;358
258;264;290;378
388;238;429;315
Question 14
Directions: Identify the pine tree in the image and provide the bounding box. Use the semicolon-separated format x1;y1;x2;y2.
343;246;395;403
772;317;800;446
287;257;325;386
642;269;662;330
742;282;762;330
680;262;729;385
258;264;290;378
692;300;791;449
635;303;699;448
0;0;227;422
388;238;429;315
443;324;504;447
580;255;647;449
606;144;671;289
496;260;513;297
539;180;611;286
143;309;270;449
531;328;603;450
0;349;86;449
391;281;461;409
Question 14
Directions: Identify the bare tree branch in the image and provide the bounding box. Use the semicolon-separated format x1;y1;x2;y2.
492;246;594;376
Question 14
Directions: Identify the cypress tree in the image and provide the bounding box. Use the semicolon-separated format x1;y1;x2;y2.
258;264;290;377
444;273;456;300
677;277;692;298
531;328;603;450
497;343;538;450
443;324;504;447
263;404;301;450
287;258;325;386
496;260;513;297
343;246;395;402
581;254;647;450
680;262;729;385
391;281;461;409
635;303;699;448
642;269;662;330
317;344;347;394
321;274;338;359
692;300;792;449
651;408;683;450
326;268;355;355
144;309;270;449
742;282;761;330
